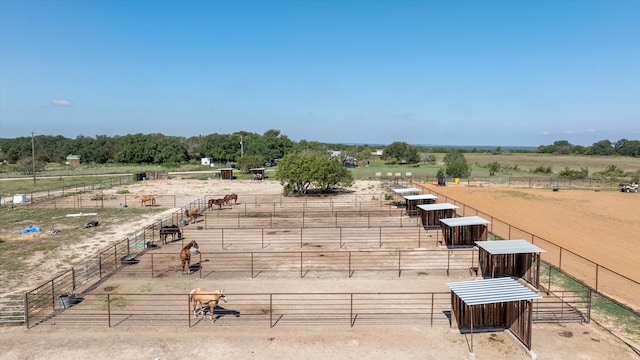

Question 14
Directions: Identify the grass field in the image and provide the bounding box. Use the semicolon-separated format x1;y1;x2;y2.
1;153;639;196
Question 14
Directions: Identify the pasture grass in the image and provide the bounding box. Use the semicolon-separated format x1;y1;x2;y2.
0;207;164;292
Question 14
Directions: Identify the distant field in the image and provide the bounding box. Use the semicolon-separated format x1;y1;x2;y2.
1;154;638;196
350;153;640;180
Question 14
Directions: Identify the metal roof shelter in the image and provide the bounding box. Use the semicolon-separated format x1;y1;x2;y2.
391;187;421;194
417;203;459;228
249;167;265;180
475;240;546;287
439;216;491;247
389;187;421;207
447;277;542;354
403;194;437;216
440;216;490;227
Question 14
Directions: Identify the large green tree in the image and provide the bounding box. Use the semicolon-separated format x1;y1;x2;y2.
443;150;471;178
382;141;420;164
275;151;353;195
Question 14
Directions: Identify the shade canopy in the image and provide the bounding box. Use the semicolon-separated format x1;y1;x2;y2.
475;240;546;255
446;277;541;306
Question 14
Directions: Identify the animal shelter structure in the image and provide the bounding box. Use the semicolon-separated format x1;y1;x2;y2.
475;240;546;288
249;167;265;180
390;187;421;204
447;277;541;354
439;216;490;247
417;203;459;228
403;194;438;216
219;168;234;180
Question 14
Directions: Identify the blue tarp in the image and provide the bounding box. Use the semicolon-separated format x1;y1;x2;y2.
20;225;43;234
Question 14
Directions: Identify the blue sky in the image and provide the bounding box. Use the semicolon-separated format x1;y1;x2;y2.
0;0;638;146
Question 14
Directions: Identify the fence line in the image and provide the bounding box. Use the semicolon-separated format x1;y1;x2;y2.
419;184;640;310
27;290;586;328
119;248;478;279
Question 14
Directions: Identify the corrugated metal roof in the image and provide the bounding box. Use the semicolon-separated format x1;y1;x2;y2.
391;187;422;194
475;240;546;254
417;203;459;211
446;277;541;305
404;194;438;200
439;216;490;227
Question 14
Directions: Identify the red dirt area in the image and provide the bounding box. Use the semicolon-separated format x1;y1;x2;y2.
419;182;640;309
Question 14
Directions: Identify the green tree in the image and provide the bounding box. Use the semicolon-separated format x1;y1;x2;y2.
443;150;471;178
488;161;501;176
382;141;420;164
275;151;353;195
236;154;265;172
589;140;615;155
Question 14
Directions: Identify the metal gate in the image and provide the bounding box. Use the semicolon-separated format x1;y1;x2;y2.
0;293;26;324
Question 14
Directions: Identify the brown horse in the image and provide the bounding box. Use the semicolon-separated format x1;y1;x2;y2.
136;195;155;206
207;198;226;210
180;240;199;274
189;288;227;323
224;193;238;205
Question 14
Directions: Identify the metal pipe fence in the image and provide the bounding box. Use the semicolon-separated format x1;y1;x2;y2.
118;248;478;279
28;289;589;328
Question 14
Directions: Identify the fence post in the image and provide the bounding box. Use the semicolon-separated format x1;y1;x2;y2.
269;294;273;328
586;288;592;323
51;279;55;310
350;293;353;327
107;294;111;327
24;293;30;328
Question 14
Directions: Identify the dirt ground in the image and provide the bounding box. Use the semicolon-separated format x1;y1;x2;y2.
1;179;639;359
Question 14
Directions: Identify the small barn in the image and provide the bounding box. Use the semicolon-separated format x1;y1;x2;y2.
439;216;490;247
249;167;265;180
219;168;234;180
403;194;437;216
417;203;459;228
66;154;80;165
447;277;542;355
475;240;546;288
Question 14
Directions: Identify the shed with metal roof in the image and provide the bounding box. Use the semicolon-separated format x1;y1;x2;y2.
249;167;265;181
446;277;542;354
475;240;546;287
417;203;459;228
439;216;490;247
403;194;437;216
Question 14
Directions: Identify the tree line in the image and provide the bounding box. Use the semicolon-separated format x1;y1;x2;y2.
0;131;637;169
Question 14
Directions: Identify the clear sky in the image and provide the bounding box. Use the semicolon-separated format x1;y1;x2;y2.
0;0;638;146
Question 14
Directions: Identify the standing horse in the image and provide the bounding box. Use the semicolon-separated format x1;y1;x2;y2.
208;198;226;210
189;288;227;323
136;195;155;206
224;193;238;205
180;240;199;274
159;225;182;244
184;208;200;224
